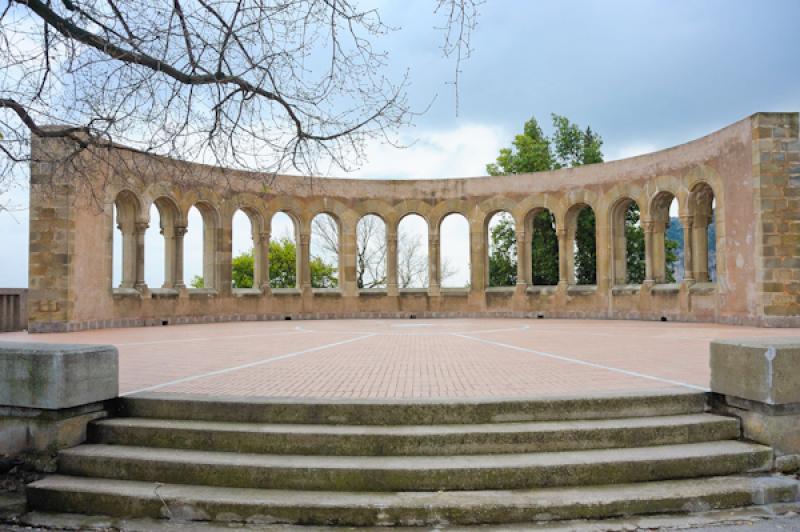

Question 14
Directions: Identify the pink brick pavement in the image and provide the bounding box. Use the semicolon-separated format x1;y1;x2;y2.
2;319;799;399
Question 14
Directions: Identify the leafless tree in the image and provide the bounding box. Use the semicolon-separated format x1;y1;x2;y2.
311;213;457;288
0;0;480;210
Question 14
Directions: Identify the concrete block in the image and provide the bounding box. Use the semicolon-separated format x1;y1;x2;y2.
0;343;118;409
710;338;800;405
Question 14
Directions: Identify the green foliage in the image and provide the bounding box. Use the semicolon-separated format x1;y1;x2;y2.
487;114;604;285
531;210;559;285
227;238;338;289
625;204;645;284
488;215;517;286
575;207;597;285
232;250;254;288
311;257;338;288
665;237;680;283
269;237;297;288
190;275;204;288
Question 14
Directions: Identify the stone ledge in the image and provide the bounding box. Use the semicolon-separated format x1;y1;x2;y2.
0;343;118;410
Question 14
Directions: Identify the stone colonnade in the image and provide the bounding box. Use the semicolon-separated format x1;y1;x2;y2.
26;112;800;331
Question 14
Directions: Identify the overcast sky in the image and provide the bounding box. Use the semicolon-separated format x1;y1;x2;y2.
3;0;800;287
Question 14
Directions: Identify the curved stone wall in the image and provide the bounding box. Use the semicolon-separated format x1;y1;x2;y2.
27;112;800;331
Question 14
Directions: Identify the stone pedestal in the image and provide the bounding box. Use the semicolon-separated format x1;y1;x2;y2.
710;338;800;471
0;343;118;458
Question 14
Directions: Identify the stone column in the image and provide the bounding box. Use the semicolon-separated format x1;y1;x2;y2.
173;226;187;289
118;223;136;289
341;229;358;296
515;230;529;290
596;223;610;290
470;227;485;292
680;215;694;283
298;231;311;291
428;232;440;295
557;228;568;287
258;231;271;292
162;225;175;289
693;215;710;282
386;229;399;296
643;221;655;283
134;222;148;291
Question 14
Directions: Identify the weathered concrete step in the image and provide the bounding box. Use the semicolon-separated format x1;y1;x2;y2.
58;441;772;492
26;474;799;527
89;413;740;456
118;390;707;425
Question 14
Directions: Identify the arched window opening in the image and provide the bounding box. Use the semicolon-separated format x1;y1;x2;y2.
144;204;164;288
112;191;140;289
185;202;218;289
310;213;340;288
356;214;387;289
440;213;470;288
611;199;645;285
270;211;298;288
651;192;683;283
112;204;122;288
487;211;516;287
567;204;596;285
232;209;256;289
530;209;558;286
689;183;717;283
397;214;429;288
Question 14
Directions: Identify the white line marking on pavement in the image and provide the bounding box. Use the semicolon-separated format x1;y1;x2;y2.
115;328;309;347
452;333;709;391
121;333;377;396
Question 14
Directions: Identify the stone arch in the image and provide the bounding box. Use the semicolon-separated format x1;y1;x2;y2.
112;190;143;289
565;201;597;285
688;180;718;283
609;196;645;285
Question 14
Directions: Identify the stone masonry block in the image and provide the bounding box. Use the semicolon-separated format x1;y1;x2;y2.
0;343;118;409
711;338;800;405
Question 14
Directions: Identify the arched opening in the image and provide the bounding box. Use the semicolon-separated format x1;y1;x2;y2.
487;211;516;287
270;211;298;289
144;204;164;288
611;198;645;285
356;214;387;289
566;203;596;285
397;214;429;288
529;209;558;286
689;183;717;282
112;191;140;289
439;213;470;288
310;213;340;288
231;209;256;289
185;202;218;289
651;192;683;283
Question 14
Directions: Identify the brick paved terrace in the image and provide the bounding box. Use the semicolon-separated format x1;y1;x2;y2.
2;318;800;400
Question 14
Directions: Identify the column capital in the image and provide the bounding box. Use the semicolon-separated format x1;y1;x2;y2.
134;222;149;233
643;220;655;233
174;225;188;238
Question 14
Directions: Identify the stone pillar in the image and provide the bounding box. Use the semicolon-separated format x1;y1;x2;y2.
595;223;610;290
428;232;440;295
133;222;148;291
341;230;358;296
470;227;485;292
680;215;694;283
693;214;710;282
710;338;800;471
258;231;271;292
173;226;187;289
516;229;529;290
162;225;175;289
118;223;136;289
299;231;311;291
557;228;568;287
643;221;655;283
386;229;399;296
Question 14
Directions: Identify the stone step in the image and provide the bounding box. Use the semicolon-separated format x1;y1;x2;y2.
118;390;707;425
57;441;772;492
26;474;799;527
89;413;740;456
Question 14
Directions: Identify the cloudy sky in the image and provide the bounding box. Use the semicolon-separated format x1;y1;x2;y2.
3;0;800;287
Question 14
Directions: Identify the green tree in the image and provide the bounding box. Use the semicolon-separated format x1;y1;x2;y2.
269;237;298;288
232;251;255;288
311;257;338;288
487;114;604;284
190;275;204;288
488;214;517;286
624;204;645;284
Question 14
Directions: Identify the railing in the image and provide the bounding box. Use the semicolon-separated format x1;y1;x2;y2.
0;289;28;332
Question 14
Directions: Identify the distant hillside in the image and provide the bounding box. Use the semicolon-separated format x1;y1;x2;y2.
666;217;715;281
